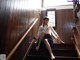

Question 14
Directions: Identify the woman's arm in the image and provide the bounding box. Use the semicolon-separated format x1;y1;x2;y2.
50;26;65;43
50;26;59;37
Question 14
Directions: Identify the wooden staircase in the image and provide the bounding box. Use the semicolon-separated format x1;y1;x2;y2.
25;43;79;60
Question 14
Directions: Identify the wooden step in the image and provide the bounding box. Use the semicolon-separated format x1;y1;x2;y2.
28;48;78;57
26;55;79;60
32;44;75;50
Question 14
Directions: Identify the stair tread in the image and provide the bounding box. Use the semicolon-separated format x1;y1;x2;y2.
26;55;79;60
31;48;76;50
32;44;75;50
27;55;78;58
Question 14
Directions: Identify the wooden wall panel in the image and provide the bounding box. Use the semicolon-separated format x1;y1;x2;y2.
0;0;41;59
6;0;41;56
0;0;10;54
56;9;74;44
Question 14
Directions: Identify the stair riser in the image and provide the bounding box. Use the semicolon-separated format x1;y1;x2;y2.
28;49;78;57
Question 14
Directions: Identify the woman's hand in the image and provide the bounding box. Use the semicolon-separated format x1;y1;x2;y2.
57;37;65;44
33;37;38;44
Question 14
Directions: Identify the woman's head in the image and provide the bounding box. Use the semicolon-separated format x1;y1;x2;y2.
43;17;49;25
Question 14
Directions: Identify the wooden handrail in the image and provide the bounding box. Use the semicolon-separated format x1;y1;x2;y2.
73;33;80;58
7;18;38;60
72;28;80;58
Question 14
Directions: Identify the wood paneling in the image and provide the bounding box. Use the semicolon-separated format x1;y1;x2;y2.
0;0;41;59
0;0;10;54
56;9;74;44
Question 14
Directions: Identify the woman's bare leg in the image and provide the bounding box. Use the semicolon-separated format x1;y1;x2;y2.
36;33;45;51
36;39;41;51
44;39;55;59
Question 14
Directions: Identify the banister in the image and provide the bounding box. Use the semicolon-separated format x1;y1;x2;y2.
7;18;38;60
72;27;80;58
73;32;80;58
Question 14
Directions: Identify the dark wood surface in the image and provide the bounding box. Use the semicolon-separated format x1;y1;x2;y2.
0;0;10;54
56;9;75;44
0;0;41;59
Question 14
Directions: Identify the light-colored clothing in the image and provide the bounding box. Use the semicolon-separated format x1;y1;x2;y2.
37;25;57;39
37;25;50;38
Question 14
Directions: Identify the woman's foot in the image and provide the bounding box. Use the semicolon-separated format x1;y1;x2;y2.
51;53;55;59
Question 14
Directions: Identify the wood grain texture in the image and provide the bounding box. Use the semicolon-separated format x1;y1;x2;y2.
56;9;74;44
0;0;41;59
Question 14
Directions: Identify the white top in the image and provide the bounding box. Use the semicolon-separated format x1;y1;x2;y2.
38;25;50;35
37;25;58;39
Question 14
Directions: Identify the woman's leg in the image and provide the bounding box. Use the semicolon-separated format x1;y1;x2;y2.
36;38;42;51
36;33;45;51
44;39;55;59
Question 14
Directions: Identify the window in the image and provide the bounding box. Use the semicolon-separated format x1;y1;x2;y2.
46;9;56;27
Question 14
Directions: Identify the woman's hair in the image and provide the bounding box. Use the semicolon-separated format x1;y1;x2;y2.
43;17;49;21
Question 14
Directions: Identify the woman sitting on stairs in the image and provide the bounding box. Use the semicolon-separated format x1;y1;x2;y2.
35;17;64;59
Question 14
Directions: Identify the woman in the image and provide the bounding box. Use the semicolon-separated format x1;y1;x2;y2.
35;17;64;59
